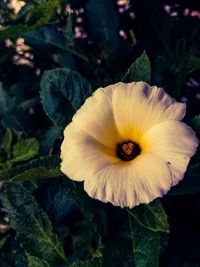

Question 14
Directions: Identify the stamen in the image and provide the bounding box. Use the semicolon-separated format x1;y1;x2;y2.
122;142;134;155
116;140;141;161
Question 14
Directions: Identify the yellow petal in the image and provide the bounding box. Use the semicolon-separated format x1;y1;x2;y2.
60;123;120;181
141;121;199;185
112;82;186;142
72;85;122;149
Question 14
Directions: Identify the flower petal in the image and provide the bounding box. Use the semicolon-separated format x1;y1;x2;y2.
141;121;199;185
112;82;186;142
71;85;121;149
60;123;120;181
84;153;172;208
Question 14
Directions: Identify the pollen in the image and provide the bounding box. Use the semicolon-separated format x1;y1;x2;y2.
116;140;141;161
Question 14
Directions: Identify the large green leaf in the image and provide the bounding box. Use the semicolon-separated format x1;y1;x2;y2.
25;27;65;52
85;0;119;54
40;68;92;126
11;138;40;163
127;200;169;267
128;215;160;267
27;255;51;267
122;51;151;84
128;199;169;233
0;155;62;183
0;183;69;266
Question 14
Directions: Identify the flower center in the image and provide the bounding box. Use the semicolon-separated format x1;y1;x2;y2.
116;141;141;161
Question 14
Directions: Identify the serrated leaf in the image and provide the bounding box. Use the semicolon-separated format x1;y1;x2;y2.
122;51;151;84
27;255;51;267
0;183;69;266
11;138;39;163
128;214;161;267
0;155;62;183
127;200;169;267
128;199;169;233
3;128;13;159
40;68;92;126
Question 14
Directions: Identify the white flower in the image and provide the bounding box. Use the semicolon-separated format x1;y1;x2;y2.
60;82;198;208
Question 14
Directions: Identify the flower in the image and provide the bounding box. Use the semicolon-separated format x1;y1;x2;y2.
8;0;25;14
60;82;198;208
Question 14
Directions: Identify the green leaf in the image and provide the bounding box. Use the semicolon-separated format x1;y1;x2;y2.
0;255;12;267
190;114;200;138
0;84;27;133
128;214;161;267
122;51;151;84
3;128;13;159
11;138;40;163
25;27;65;53
0;83;15;114
153;55;178;98
187;56;200;72
0;236;8;250
27;255;51;267
19;97;40;111
128;199;169;233
0;183;69;266
70;257;102;267
0;155;62;183
85;0;119;54
102;237;134;267
169;160;200;196
63;14;75;46
40;68;92;126
0;0;60;41
127;200;169;267
41;125;63;154
0;253;27;267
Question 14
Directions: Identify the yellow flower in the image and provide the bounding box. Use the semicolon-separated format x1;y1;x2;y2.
60;82;198;208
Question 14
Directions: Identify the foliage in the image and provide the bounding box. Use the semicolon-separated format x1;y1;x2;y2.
0;0;200;267
40;68;92;126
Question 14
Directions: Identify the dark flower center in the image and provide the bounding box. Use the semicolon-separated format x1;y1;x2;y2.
116;140;141;161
